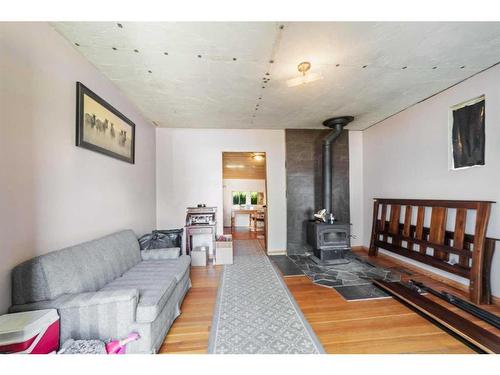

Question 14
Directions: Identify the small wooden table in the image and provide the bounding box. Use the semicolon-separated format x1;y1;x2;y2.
232;209;257;227
232;209;265;230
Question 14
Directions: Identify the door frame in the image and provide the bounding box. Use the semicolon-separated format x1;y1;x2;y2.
221;151;268;252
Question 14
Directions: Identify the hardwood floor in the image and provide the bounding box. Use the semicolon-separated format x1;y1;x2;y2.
223;226;259;239
224;226;266;248
159;264;222;353
286;279;470;354
160;239;499;354
159;228;258;353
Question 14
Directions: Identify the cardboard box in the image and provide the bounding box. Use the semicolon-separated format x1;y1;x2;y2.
215;236;233;265
191;246;208;267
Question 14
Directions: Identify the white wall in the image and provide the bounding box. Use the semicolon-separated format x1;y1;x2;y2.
362;64;500;297
223;179;266;226
156;129;286;254
0;23;157;313
348;131;364;247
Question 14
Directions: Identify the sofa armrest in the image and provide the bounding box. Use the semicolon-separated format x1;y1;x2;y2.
141;247;180;260
58;289;138;309
11;289;139;342
59;289;139;341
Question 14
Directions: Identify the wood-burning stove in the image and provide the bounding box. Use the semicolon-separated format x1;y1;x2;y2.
305;116;354;264
307;221;350;264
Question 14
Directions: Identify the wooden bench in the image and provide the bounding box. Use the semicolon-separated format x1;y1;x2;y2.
369;199;496;305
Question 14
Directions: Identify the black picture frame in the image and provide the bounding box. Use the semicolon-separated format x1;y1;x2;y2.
76;82;135;164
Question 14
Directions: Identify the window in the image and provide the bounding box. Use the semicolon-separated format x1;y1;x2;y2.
250;192;258;205
232;191;247;205
233;191;264;205
239;192;247;204
232;191;240;205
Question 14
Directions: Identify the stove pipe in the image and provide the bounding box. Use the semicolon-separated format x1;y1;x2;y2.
322;116;354;214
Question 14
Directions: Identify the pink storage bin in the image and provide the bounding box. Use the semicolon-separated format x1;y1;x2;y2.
0;309;59;354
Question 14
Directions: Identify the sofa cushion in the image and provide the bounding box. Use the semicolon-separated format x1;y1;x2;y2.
35;230;141;300
101;273;176;323
80;230;142;281
140;247;180;260
130;255;191;282
100;256;191;323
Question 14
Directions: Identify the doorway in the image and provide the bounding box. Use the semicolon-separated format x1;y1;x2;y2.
222;152;267;251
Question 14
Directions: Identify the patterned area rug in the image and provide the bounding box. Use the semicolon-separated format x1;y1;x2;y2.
208;239;324;354
288;253;401;301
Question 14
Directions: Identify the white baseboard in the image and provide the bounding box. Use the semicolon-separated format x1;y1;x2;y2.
267;250;287;256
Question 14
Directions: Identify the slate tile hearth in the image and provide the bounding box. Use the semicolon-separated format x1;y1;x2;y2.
334;284;391;300
276;252;401;301
269;255;304;276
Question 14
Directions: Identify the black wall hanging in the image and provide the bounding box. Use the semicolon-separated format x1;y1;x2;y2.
451;96;485;169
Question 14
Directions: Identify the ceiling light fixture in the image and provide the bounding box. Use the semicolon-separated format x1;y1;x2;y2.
226;164;245;169
252;153;265;161
286;61;323;87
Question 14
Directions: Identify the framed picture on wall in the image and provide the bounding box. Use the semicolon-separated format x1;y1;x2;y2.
76;82;136;164
449;95;485;170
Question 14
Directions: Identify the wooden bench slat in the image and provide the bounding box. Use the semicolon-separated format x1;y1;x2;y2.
389;204;401;246
454;208;468;267
470;203;492;304
403;205;413;250
380;204;387;241
369;200;380;256
415;206;425;254
429;207;448;260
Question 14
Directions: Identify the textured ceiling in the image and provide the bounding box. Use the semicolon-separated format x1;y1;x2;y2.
52;22;500;130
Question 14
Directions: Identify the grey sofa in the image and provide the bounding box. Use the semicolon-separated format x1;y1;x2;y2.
9;230;191;353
